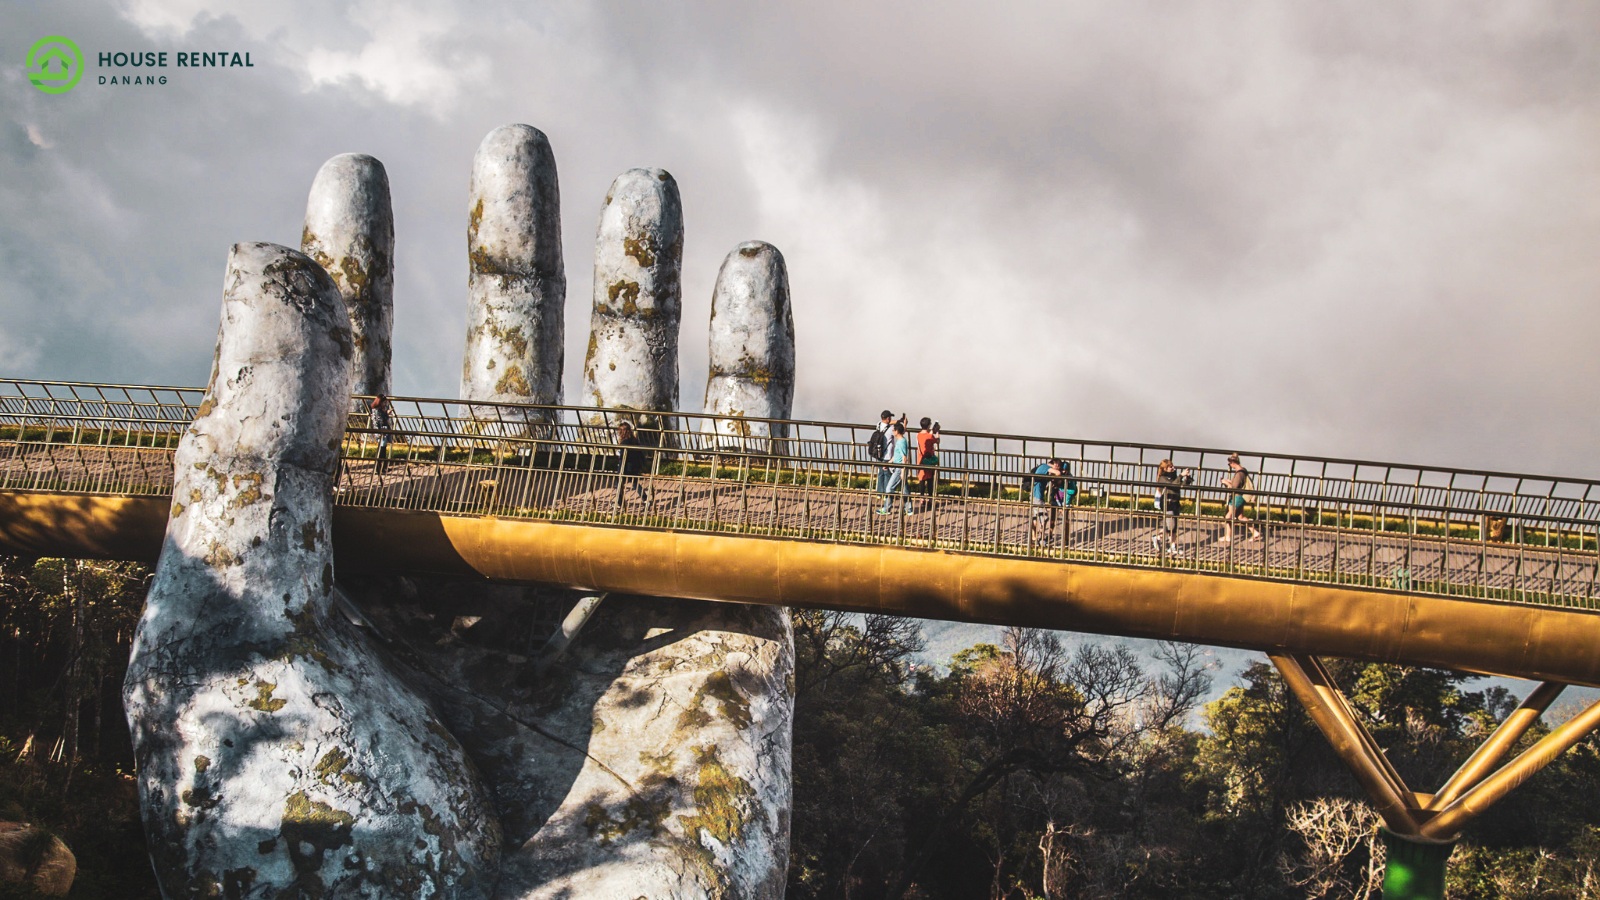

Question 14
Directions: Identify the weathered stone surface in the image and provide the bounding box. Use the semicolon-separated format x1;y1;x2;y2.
339;578;794;900
301;152;395;399
582;168;683;440
0;822;76;896
503;598;792;899
462;125;565;413
702;241;795;452
123;242;500;899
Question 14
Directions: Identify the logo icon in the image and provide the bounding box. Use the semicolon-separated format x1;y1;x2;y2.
26;37;84;94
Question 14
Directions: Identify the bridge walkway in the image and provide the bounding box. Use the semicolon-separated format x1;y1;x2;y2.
6;378;1600;845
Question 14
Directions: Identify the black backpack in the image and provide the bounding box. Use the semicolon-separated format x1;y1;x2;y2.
866;428;887;460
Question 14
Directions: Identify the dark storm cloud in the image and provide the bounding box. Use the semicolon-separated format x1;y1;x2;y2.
2;1;1597;477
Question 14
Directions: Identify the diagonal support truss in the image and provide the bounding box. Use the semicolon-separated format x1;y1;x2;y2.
1269;654;1600;842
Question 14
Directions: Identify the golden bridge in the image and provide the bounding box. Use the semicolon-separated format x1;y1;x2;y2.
4;377;1600;866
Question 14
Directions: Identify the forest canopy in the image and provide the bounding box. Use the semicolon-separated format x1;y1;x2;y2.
4;556;1600;899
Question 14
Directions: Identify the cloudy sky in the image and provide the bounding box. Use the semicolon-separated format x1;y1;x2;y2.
4;1;1598;477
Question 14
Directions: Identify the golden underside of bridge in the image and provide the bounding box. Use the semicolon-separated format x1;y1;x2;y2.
7;489;1600;689
9;488;1600;841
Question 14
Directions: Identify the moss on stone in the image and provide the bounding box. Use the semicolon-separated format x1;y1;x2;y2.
674;744;758;897
677;669;752;732
204;543;241;568
280;790;356;892
313;748;363;786
261;253;323;285
623;236;656;268
495;364;531;397
180;784;220;810
283;791;355;830
246;680;286;713
682;745;754;845
229;472;264;509
470;245;512;277
582;784;673;846
337;255;370;299
277;608;340;673
608;280;641;313
485;320;529;358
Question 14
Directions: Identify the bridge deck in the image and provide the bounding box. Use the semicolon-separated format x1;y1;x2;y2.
3;380;1600;686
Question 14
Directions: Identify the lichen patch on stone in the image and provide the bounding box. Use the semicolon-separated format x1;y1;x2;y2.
246;680;287;713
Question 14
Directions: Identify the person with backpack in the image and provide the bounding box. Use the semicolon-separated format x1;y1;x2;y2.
868;410;894;493
876;421;912;515
1219;452;1263;544
1151;458;1193;556
915;418;941;510
615;420;652;507
1029;458;1070;544
868;410;905;495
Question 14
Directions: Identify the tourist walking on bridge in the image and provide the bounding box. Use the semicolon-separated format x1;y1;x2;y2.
368;394;395;473
615;421;652;508
1030;459;1073;545
1151;459;1193;555
876;421;912;515
1219;453;1262;544
869;410;895;494
915;418;940;510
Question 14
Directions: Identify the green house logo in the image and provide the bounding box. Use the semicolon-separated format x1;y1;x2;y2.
25;36;84;94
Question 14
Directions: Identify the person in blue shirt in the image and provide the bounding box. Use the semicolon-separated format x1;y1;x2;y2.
876;421;912;514
1030;458;1075;544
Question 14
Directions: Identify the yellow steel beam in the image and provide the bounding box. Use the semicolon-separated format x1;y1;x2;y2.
9;491;1600;688
1270;654;1421;836
1421;696;1600;841
1429;681;1564;811
1301;655;1415;811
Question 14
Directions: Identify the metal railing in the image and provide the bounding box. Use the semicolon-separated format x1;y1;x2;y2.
2;378;1597;610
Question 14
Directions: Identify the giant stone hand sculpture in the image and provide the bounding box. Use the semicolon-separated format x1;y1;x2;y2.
123;242;500;898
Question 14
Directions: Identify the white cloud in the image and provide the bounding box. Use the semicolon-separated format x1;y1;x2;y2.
302;2;489;114
6;0;1599;475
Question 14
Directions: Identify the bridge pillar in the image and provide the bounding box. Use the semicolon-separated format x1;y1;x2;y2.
1270;654;1600;898
1380;829;1453;900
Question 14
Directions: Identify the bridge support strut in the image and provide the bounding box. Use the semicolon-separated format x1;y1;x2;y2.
1269;654;1600;898
534;593;607;674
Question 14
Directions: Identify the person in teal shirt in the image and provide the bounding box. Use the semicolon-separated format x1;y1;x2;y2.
876;422;912;514
1030;459;1074;543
